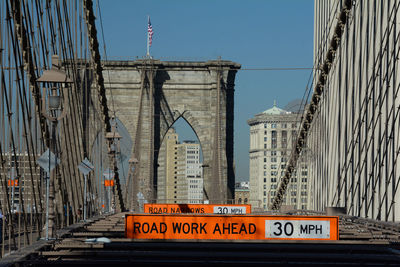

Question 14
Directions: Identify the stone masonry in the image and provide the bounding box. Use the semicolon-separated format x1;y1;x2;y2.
101;59;241;207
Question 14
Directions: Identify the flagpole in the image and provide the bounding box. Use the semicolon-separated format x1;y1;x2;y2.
146;15;150;57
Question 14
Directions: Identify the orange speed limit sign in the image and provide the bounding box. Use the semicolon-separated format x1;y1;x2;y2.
125;214;339;241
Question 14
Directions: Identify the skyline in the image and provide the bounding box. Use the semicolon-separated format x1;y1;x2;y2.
97;0;314;181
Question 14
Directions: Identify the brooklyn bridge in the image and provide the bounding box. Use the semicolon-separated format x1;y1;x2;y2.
0;0;399;266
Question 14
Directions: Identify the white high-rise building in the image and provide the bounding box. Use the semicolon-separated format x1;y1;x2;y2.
247;103;310;211
183;141;203;204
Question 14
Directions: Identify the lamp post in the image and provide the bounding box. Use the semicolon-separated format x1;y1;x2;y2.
128;157;139;211
103;168;114;213
78;158;94;222
36;55;72;239
8;167;16;213
105;119;125;212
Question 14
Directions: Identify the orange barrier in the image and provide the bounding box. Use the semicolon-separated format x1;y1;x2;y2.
125;214;339;241
144;204;251;214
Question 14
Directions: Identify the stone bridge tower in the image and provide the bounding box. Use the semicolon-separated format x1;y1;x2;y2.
102;59;240;208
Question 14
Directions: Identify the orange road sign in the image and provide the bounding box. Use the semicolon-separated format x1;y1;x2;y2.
125;214;339;241
104;180;114;187
8;179;19;186
144;204;251;214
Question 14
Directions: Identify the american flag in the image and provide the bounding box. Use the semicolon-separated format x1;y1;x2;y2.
148;17;153;47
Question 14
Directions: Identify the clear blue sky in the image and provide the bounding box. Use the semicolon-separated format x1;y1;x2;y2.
97;0;314;182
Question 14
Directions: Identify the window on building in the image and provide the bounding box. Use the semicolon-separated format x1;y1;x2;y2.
264;137;267;142
271;171;277;176
263;184;267;189
244;198;248;204
238;198;242;204
271;130;277;148
281;164;286;169
291;178;297;183
271;151;277;156
264;123;268;128
264;144;267;149
264;178;267;183
271;178;277;183
271;165;277;169
282;123;287;128
271;123;277;128
264;191;267;196
264;164;267;169
302;178;308;183
271;157;277;162
264;158;267;162
291;130;297;147
281;130;287;148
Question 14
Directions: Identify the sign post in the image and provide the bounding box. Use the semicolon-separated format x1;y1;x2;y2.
78;158;95;221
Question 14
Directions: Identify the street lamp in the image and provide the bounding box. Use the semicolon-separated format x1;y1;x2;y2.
128;157;139;211
105;119;125;212
36;55;73;240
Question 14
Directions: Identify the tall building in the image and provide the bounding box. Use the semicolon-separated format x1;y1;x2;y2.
306;0;400;220
157;128;179;203
157;128;203;203
183;141;203;204
247;103;310;211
